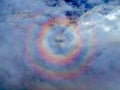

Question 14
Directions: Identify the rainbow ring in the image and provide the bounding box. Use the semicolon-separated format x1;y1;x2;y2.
26;16;96;81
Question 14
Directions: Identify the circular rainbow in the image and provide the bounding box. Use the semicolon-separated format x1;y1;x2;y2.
26;15;96;81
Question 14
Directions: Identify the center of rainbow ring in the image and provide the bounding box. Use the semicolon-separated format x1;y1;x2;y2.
44;25;77;56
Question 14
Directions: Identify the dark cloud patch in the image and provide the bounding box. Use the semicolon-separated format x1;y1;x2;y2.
65;10;82;21
44;0;60;7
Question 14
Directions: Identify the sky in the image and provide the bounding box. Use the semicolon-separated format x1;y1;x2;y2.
0;0;120;90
